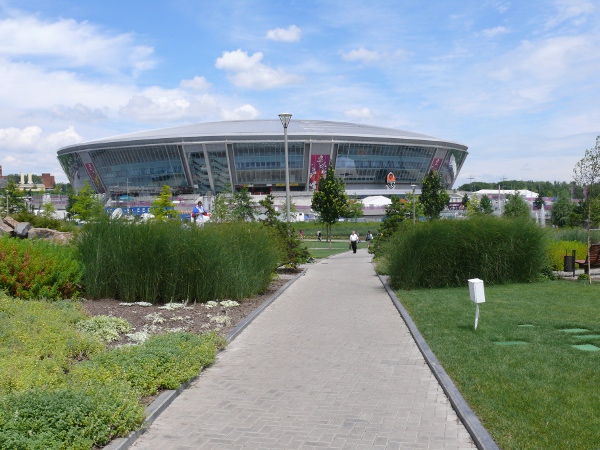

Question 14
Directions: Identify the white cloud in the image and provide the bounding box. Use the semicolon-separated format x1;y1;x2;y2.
341;47;381;63
221;104;260;120
345;107;372;118
481;26;510;38
215;49;303;89
0;12;155;74
179;76;211;91
266;25;301;42
50;103;108;122
545;0;596;29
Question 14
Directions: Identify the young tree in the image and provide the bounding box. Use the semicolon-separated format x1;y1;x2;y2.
2;180;27;215
311;165;348;247
419;170;449;220
150;185;178;220
502;192;531;219
479;195;494;215
343;195;364;219
466;194;481;217
70;182;105;222
379;196;412;237
461;193;469;208
39;201;57;220
551;190;574;228
210;193;231;223
230;187;257;221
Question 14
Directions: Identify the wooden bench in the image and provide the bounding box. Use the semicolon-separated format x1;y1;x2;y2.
575;244;600;274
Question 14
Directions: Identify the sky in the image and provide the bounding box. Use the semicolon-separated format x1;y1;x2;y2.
0;0;599;187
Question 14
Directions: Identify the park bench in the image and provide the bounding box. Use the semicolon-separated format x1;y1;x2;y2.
575;244;600;274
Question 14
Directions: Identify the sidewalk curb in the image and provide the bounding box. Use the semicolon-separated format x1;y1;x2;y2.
103;269;307;450
378;275;500;450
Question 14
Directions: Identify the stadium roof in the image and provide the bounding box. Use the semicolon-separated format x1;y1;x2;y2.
58;119;467;154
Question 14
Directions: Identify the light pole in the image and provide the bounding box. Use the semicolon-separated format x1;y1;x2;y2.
411;183;417;225
279;113;292;222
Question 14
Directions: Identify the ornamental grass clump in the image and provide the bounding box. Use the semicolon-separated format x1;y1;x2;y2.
386;216;548;289
77;219;281;304
0;236;82;300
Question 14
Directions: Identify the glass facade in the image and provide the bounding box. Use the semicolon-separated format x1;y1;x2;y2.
233;142;304;185
334;143;436;185
188;150;212;193
207;150;230;193
88;145;186;191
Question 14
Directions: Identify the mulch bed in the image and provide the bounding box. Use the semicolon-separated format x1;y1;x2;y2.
80;271;299;349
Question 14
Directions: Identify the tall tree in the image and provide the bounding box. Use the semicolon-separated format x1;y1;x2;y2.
150;185;178;220
502;192;531;219
479;195;494;215
70;182;105;222
419;170;449;220
573;135;600;281
551;190;574;228
380;195;412;237
311;165;348;247
230;187;256;221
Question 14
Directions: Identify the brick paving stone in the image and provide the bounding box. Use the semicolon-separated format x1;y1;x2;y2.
129;249;477;450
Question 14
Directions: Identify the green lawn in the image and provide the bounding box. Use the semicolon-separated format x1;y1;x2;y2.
304;239;362;258
396;280;600;449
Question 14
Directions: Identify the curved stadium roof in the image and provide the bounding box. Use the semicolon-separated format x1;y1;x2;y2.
58;119;467;153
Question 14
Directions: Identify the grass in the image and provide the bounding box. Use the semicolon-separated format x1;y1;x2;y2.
303;239;357;258
396;280;600;449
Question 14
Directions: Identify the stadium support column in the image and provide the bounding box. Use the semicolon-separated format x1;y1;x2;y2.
279;113;292;222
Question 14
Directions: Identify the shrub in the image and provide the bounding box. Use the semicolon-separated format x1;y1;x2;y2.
0;236;82;300
0;382;144;449
70;331;226;397
546;240;588;270
77;219;281;303
386;217;548;289
76;315;132;342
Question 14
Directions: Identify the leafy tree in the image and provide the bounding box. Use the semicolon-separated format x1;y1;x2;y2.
533;195;545;210
479;195;494;215
502;192;531;219
343;195;364;219
466;194;481;217
65;187;77;220
461;193;469;208
259;193;310;268
70;182;105;222
419;170;449;220
379;196;412;237
39;201;57;220
551;190;574;227
311;165;348;247
230;187;256;221
150;185;178;220
210;193;231;223
1;180;27;215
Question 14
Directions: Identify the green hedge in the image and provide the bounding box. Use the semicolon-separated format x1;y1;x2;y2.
0;237;82;300
77;219;282;303
385;217;548;289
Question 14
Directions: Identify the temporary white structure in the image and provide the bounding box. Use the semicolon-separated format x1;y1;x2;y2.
361;196;392;207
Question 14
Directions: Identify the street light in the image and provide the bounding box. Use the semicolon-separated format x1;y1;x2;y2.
411;183;417;225
279;113;292;222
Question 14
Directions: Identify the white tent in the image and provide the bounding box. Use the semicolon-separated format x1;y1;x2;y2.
361;195;392;207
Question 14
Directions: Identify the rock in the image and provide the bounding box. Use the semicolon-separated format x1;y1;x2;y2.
3;216;18;229
14;222;31;238
27;228;73;244
0;220;13;236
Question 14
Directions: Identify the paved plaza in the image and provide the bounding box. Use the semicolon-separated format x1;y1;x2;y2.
128;248;477;449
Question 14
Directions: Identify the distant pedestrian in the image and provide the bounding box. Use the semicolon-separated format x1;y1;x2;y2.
191;201;207;225
366;230;373;248
317;230;322;241
350;230;359;254
299;230;304;240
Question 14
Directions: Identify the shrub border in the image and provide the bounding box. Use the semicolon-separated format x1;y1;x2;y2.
103;269;307;450
378;275;500;450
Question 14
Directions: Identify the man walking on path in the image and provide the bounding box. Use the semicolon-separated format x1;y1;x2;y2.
349;230;359;253
129;249;476;449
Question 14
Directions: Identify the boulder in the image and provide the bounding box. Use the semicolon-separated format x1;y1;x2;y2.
3;216;18;229
14;222;31;238
28;228;73;244
0;220;13;236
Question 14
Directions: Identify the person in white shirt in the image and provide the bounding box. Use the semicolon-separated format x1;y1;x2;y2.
349;231;359;254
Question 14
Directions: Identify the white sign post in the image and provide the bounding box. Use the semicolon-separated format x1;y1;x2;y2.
468;278;485;330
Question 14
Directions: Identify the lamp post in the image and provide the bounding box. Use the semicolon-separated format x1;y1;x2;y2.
279;113;292;222
411;183;417;225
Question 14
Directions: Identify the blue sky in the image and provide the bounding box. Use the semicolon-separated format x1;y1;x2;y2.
0;0;599;187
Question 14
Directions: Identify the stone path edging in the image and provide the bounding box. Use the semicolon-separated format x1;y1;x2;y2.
378;274;500;450
103;269;307;450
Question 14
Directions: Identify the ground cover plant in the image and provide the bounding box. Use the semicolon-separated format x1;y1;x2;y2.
0;294;226;449
0;236;82;299
77;219;282;303
396;280;600;449
384;217;547;289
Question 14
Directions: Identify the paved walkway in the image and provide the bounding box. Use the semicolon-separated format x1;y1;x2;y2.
129;249;476;449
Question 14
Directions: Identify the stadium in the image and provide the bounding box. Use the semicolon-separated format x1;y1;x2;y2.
57;119;468;200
